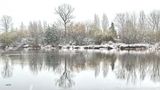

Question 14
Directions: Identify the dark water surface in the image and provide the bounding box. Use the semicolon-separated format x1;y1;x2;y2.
0;50;160;90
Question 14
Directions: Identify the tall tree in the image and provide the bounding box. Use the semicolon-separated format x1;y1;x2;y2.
94;14;100;30
115;13;126;31
28;21;41;48
102;13;109;32
137;11;148;43
138;11;147;30
115;13;126;42
55;4;74;37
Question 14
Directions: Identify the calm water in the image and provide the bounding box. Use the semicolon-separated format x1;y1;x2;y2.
0;50;160;90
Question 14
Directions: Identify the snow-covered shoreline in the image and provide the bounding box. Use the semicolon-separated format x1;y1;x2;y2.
1;43;160;53
23;43;159;51
41;43;153;51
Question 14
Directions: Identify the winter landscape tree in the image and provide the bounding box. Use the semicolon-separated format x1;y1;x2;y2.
55;4;74;44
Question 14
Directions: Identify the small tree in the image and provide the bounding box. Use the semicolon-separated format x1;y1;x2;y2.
0;31;18;48
0;15;12;32
0;15;13;48
109;22;117;39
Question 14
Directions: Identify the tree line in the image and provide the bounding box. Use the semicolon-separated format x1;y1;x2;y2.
0;4;160;49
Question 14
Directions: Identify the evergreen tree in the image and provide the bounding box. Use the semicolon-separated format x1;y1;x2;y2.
45;25;59;45
109;22;117;39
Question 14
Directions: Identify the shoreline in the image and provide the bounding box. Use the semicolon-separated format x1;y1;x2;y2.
1;43;160;53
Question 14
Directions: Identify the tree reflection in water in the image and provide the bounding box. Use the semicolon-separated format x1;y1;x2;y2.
1;51;160;87
1;55;13;78
56;58;75;88
29;50;44;75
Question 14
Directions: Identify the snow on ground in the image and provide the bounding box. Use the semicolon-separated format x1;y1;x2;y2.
1;43;160;54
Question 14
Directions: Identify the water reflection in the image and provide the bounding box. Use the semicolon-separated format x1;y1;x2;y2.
56;57;75;88
0;50;160;89
1;56;13;78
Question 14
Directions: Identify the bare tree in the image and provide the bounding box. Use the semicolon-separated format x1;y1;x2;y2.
115;13;126;42
0;15;12;32
137;11;149;43
1;56;13;78
56;58;75;88
148;10;160;31
148;11;160;42
28;21;41;48
125;13;138;43
94;14;100;30
138;11;147;30
69;23;86;45
115;13;126;31
55;4;74;37
115;13;139;44
102;13;109;32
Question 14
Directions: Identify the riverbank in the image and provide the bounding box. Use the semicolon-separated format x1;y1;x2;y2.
41;43;159;51
1;42;159;52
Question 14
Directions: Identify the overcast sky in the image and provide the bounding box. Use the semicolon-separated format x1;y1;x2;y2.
0;0;160;27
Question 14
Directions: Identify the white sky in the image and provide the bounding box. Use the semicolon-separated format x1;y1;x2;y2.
0;0;160;27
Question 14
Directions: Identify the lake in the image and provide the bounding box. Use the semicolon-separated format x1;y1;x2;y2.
0;50;160;90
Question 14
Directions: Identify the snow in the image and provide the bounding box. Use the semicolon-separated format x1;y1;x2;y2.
1;42;160;53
